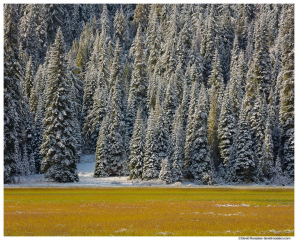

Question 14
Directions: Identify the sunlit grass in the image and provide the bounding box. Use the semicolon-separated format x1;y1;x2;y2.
4;187;294;236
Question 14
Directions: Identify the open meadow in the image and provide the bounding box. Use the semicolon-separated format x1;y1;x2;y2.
4;187;294;236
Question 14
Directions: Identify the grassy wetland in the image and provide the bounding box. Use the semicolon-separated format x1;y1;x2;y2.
4;187;294;236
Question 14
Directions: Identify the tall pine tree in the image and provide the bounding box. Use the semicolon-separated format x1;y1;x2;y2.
40;28;79;182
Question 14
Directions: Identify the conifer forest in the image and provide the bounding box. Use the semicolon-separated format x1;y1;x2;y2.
4;4;294;185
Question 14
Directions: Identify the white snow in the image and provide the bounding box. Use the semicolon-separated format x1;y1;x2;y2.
4;154;295;188
215;203;250;208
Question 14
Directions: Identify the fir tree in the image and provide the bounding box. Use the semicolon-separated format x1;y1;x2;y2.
105;78;127;176
253;13;272;100
40;28;79;183
94;115;109;177
155;100;172;170
278;4;294;180
132;4;150;31
45;4;65;44
200;4;217;82
207;85;220;168
129;105;146;179
165;75;179;131
184;81;199;172
4;4;23;183
146;6;161;75
250;91;267;179
207;47;224;104
263;117;274;180
218;87;236;166
100;5;111;41
159;158;173;184
126;24;148;139
114;7;130;50
25;56;34;101
83;84;108;153
227;100;256;183
142;108;159;180
171;105;185;182
185;85;211;183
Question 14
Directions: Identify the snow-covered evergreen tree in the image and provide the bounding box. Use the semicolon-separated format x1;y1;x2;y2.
165;75;179;131
253;13;272;100
105;78;127;176
4;4;24;183
114;7;129;49
185;85;212;183
25;56;34;101
207;85;220;168
171;105;185;182
207;47;224;105
227;100;256;183
200;4;217;82
142;108;159;180
218;87;236;167
126;24;148;139
129;105;145;179
83;84;108;153
278;4;294;180
184;81;199;172
94;115;109;178
263;117;274;180
40;28;79;182
146;6;161;75
159;158;173;184
155;99;172;170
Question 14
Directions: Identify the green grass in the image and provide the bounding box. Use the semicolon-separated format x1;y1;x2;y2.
4;187;294;236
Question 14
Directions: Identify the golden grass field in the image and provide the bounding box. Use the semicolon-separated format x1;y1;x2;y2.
4;187;294;236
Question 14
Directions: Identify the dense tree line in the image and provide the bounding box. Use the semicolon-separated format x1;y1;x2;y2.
4;4;294;185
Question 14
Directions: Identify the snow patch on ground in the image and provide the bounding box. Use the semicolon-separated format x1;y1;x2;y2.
4;154;295;188
216;203;250;208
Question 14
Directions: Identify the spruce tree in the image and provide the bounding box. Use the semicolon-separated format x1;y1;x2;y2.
263;117;274;180
250;91;267;179
146;7;161;75
207;47;224;105
278;4;294;180
34;94;45;173
25;55;34;101
83;84;108;153
4;4;23;183
184;81;199;172
100;4;111;40
40;28;79;183
45;4;65;44
155;100;172;170
171;105;185;182
207;85;220;168
200;4;217;82
105;78;127;176
159;158;173;184
142;108;159;180
185;85;212;183
218;87;236;166
94;115;109;178
81;30;101;130
227;100;256;183
129;105;145;179
165;75;179;131
253;13;272;100
113;7;129;49
126;24;148;139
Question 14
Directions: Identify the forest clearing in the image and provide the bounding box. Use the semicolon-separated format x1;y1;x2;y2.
4;187;294;236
